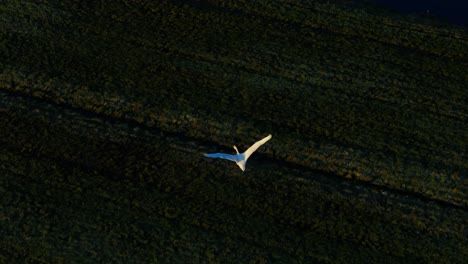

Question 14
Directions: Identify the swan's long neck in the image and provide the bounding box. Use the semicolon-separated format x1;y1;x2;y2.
233;145;240;155
233;146;246;172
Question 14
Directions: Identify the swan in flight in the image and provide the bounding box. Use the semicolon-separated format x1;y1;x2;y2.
204;134;272;171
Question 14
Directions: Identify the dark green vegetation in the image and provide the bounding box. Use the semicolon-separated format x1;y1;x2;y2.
1;0;467;263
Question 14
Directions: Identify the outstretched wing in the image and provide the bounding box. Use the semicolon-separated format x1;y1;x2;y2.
243;134;272;160
204;153;240;162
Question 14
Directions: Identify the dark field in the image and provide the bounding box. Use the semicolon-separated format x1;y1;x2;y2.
0;0;467;263
355;0;468;25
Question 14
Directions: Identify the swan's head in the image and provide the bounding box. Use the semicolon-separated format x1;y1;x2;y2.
233;145;240;155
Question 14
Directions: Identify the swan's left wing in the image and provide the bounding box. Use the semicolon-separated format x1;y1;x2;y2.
243;134;272;160
204;153;240;162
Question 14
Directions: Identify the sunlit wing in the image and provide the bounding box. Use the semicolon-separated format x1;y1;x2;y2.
243;134;272;160
204;153;240;162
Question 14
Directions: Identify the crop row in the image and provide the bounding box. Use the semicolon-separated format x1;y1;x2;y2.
1;92;466;262
0;0;466;259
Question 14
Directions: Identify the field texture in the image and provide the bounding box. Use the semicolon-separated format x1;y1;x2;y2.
0;0;467;263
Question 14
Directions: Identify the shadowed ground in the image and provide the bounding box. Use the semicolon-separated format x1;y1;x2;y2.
0;0;467;263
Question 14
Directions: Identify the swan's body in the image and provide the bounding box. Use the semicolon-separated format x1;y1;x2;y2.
204;134;272;171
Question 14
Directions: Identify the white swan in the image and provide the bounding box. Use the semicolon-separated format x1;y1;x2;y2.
204;134;272;171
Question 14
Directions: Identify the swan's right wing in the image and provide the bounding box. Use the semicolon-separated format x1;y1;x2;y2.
244;134;272;160
204;153;240;162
